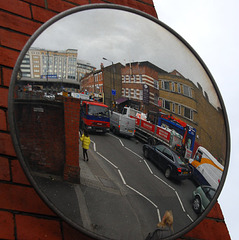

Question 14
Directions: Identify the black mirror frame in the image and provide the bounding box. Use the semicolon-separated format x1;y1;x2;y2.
8;4;231;240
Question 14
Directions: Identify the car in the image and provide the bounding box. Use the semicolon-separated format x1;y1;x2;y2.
192;185;216;214
143;144;192;180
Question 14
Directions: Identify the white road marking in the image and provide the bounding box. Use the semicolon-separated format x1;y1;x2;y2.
154;174;175;191
118;169;126;185
175;191;185;212
144;159;153;174
96;152;118;169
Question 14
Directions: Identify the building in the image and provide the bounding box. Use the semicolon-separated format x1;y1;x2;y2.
77;60;96;81
121;61;168;112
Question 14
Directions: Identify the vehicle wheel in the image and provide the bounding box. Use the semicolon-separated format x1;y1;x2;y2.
143;148;149;159
165;168;171;179
192;196;201;214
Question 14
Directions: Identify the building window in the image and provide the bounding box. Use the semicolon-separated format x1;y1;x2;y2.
133;75;136;83
178;105;181;115
183;85;192;97
128;88;131;97
162;80;170;90
184;107;193;120
154;79;159;89
139;74;143;83
134;89;137;98
172;82;175;92
172;103;175;113
123;75;126;83
163;99;170;110
178;83;181;93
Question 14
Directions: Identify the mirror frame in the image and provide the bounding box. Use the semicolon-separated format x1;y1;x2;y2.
8;3;231;240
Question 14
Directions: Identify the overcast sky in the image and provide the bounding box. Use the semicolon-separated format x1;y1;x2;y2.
154;1;238;239
32;8;220;108
29;3;238;238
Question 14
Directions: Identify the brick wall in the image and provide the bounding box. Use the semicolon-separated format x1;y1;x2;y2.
0;0;230;239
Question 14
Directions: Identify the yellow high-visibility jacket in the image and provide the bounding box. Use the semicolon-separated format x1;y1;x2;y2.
80;134;91;150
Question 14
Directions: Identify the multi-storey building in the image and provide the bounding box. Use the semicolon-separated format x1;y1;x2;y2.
121;61;167;112
22;47;78;81
77;60;96;81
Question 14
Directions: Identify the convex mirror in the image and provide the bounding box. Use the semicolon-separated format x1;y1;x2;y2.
9;4;230;240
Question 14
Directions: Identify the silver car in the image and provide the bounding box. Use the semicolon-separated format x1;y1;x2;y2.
192;185;216;213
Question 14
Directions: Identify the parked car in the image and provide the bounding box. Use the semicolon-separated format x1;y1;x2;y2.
143;144;192;180
192;185;216;214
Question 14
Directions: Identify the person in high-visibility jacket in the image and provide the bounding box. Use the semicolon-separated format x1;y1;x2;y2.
80;129;91;161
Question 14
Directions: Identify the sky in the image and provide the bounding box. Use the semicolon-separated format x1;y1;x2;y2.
28;2;238;238
154;1;239;239
32;8;220;108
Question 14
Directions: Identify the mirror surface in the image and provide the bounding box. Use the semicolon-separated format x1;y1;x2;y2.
9;5;229;240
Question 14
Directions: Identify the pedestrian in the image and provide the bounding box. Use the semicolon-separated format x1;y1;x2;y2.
145;210;174;240
80;129;91;161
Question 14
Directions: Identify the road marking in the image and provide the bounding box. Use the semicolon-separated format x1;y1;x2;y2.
126;184;158;209
153;174;175;191
124;146;144;159
157;208;162;222
118;169;126;185
90;140;96;152
108;133;124;147
187;214;194;222
175;191;185;212
96;152;118;169
143;159;153;174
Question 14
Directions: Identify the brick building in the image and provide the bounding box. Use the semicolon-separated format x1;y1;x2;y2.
0;1;230;240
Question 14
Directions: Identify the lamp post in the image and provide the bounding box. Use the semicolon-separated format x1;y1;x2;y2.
103;57;115;109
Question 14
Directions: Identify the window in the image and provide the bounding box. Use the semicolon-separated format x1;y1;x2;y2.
184;107;193;120
172;103;175;113
133;75;136;83
154;79;159;89
133;89;137;98
123;88;126;96
128;88;131;97
172;82;175;92
178;105;181;115
163;99;170;110
183;85;192;97
123;75;126;83
162;80;170;90
139;74;143;83
178;83;181;93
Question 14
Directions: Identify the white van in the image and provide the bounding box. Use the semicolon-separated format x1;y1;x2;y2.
110;111;135;137
189;146;224;189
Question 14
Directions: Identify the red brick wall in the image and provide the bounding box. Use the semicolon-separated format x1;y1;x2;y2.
15;100;65;175
0;0;230;239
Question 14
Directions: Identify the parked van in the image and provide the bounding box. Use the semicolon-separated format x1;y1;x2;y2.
110;111;135;137
189;146;224;189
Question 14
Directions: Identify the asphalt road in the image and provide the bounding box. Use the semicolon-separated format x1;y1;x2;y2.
90;132;199;234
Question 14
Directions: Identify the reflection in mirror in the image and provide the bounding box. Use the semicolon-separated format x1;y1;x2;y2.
11;5;229;240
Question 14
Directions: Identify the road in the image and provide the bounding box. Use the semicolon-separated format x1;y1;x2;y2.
89;132;198;235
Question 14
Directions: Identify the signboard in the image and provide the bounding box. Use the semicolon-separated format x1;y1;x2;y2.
156;126;170;143
112;89;116;96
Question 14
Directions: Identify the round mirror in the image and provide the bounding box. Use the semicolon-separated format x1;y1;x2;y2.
8;4;230;240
